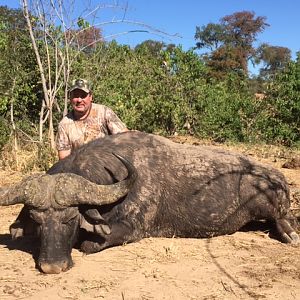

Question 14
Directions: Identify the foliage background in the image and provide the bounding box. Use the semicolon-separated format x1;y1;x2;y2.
0;5;299;170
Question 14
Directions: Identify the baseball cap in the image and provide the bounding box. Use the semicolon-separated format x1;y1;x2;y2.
69;79;91;93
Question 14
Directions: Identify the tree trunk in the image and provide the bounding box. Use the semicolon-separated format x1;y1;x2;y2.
22;0;54;146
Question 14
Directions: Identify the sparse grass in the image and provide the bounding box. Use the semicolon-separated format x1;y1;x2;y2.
0;138;57;173
169;134;300;161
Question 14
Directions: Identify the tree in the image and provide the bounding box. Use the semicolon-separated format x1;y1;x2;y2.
21;0;107;148
261;52;300;145
195;23;225;51
0;6;38;151
19;0;177;150
195;11;269;78
257;43;291;79
135;40;166;56
65;26;103;53
206;45;245;79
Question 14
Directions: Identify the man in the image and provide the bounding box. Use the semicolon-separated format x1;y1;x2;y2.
56;78;128;160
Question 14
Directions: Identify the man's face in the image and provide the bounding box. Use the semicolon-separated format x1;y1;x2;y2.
70;89;92;115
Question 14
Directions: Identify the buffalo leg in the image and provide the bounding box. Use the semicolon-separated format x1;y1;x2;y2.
80;221;135;254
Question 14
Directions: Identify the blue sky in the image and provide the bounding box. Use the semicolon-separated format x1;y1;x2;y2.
1;0;299;60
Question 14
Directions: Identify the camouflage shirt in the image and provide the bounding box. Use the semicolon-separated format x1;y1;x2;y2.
56;103;127;151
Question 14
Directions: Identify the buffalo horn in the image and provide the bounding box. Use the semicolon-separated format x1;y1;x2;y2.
0;153;137;209
0;173;48;207
53;153;137;207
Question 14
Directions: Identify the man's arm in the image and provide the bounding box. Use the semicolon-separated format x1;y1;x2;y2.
105;107;128;134
56;123;72;160
58;149;71;160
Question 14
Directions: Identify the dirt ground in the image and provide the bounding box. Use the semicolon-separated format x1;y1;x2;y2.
0;137;300;300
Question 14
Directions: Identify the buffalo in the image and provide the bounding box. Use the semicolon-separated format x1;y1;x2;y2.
0;131;299;274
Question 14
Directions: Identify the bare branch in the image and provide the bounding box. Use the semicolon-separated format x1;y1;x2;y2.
22;1;50;106
97;19;182;40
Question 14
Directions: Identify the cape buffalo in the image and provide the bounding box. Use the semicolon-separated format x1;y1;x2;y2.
0;131;299;274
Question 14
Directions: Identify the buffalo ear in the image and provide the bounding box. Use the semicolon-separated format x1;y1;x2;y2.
79;214;111;236
83;208;106;224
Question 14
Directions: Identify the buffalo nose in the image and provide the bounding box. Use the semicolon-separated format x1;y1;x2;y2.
39;261;69;274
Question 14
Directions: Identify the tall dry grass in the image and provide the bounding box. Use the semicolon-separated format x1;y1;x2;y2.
0;137;57;173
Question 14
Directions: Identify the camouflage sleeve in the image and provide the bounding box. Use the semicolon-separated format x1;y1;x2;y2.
56;123;71;151
105;107;128;134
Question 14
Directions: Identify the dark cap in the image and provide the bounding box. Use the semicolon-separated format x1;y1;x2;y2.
69;79;91;93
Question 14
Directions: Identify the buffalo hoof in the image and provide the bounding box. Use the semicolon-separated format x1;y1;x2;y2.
276;218;300;244
81;240;104;254
284;231;300;245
